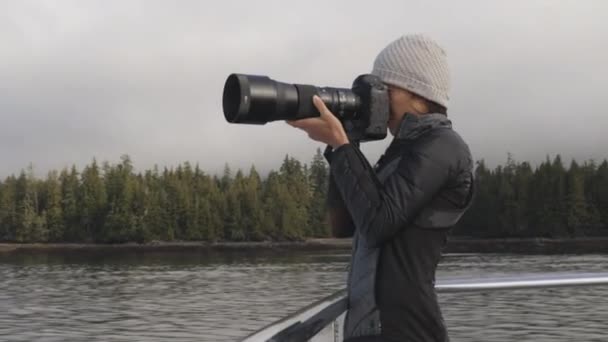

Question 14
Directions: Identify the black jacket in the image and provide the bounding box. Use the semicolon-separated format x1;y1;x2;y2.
325;113;474;341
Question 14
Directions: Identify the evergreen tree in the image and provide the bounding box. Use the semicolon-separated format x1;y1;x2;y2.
60;166;81;241
141;168;169;241
241;165;264;240
593;160;608;230
203;174;224;241
45;171;65;242
261;171;281;239
565;160;591;236
0;176;17;241
102;155;136;243
308;148;331;237
279;155;311;238
496;161;516;236
0;179;5;240
130;173;149;242
529;155;568;237
224;169;245;241
550;155;568;237
14;166;47;242
580;160;603;233
160;167;178;241
457;159;499;237
512;161;533;235
80;159;107;241
220;163;232;192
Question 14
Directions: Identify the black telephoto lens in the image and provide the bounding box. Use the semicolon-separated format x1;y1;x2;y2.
222;74;361;124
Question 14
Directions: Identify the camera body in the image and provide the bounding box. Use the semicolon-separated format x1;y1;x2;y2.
222;73;390;143
346;74;390;142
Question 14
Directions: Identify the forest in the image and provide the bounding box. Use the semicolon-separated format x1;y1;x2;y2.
0;149;607;243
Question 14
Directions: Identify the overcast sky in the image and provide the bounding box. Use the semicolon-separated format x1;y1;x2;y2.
1;0;607;178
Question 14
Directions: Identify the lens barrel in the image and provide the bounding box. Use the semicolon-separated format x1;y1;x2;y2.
222;74;360;124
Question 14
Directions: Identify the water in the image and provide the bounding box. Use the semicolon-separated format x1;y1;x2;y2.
0;249;607;342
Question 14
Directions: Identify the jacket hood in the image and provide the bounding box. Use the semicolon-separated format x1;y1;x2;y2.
395;113;452;140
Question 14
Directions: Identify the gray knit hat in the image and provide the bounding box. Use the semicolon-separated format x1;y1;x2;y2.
371;34;451;107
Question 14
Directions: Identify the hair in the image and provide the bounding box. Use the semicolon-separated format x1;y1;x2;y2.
412;93;448;115
426;100;447;115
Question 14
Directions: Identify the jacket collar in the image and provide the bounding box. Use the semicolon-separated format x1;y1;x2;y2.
395;113;452;140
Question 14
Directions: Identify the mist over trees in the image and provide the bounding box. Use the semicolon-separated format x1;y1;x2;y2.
0;151;607;243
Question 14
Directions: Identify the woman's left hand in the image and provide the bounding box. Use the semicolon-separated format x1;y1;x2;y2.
286;95;350;149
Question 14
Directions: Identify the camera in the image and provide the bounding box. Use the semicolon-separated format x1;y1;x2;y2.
222;74;390;142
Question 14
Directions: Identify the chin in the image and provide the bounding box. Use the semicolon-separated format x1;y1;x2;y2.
388;124;397;136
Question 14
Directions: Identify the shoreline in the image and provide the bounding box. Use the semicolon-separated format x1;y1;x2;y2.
0;239;352;254
2;237;608;254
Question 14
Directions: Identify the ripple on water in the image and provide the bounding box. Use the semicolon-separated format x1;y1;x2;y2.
0;252;607;341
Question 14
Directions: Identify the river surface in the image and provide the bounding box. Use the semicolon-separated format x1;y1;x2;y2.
0;249;607;341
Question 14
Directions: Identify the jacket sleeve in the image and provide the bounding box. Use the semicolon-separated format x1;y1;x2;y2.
324;146;355;238
329;142;451;248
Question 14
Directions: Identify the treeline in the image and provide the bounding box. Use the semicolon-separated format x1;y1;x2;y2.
0;152;607;243
0;150;330;243
456;155;608;238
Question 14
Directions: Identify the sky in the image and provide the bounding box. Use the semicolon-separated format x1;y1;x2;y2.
1;0;607;179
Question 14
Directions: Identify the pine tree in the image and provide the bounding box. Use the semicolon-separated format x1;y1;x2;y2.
241;165;264;241
580;160;602;234
593;160;608;230
530;157;552;237
0;177;18;241
496;157;517;236
279;155;311;238
14;171;30;242
0;179;5;240
529;155;567;237
80;159;107;242
130;173;149;242
261;171;281;239
308;148;331;237
513;161;533;235
13;166;47;242
203;174;224;241
472;160;500;237
221;163;232;192
550;155;568;237
456;160;486;236
102;155;136;243
565;160;590;236
45;171;65;242
176;161;201;241
140;168;167;241
224;169;245;241
60;166;82;241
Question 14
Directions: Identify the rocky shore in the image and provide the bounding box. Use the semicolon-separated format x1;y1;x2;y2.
1;237;608;254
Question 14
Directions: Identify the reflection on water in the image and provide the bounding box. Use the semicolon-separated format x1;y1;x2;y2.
0;250;607;341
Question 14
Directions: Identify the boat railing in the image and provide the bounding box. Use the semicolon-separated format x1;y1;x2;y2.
242;272;608;342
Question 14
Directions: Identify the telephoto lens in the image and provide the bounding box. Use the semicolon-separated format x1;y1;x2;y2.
222;74;361;124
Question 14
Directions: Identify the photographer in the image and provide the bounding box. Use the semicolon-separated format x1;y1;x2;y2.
287;34;474;342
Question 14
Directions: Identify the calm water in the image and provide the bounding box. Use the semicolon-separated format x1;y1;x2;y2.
0;249;607;342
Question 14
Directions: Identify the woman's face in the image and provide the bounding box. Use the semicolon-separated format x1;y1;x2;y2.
387;85;414;136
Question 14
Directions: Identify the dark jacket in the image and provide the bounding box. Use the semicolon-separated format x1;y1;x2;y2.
325;113;474;341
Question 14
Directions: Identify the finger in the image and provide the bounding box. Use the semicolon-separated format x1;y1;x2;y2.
287;119;311;128
291;118;325;129
312;95;331;118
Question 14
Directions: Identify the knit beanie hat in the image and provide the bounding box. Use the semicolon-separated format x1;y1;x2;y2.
371;34;451;107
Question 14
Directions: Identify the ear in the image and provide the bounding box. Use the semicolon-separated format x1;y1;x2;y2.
412;97;429;114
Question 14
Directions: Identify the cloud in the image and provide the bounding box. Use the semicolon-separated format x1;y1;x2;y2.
1;0;607;178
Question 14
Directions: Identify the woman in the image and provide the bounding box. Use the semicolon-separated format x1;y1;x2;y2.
287;34;474;342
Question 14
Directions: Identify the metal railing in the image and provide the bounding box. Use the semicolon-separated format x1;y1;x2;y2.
242;272;608;342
